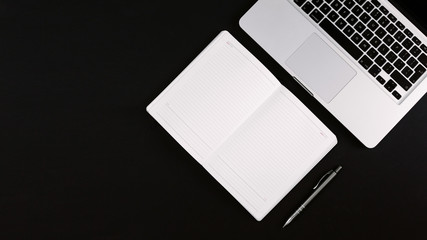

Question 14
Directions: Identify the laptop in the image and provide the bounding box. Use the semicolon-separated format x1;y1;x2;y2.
240;0;427;148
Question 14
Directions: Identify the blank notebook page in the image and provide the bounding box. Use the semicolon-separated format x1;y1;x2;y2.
206;86;336;220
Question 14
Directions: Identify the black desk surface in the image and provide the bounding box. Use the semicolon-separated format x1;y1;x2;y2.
1;1;426;239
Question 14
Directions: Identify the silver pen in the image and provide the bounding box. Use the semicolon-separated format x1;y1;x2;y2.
282;166;342;228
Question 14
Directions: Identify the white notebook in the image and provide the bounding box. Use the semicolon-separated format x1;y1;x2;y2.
147;31;337;221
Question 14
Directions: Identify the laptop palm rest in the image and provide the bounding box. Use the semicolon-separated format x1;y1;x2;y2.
286;33;356;103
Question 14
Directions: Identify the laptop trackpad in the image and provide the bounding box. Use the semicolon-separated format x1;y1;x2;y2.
286;33;356;103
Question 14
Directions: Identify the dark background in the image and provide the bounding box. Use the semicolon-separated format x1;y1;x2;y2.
1;0;426;239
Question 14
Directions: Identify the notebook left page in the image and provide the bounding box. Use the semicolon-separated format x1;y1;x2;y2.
147;31;279;164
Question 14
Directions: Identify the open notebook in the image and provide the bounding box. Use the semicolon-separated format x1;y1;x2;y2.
147;31;337;221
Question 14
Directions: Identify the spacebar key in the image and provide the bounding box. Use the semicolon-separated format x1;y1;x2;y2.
319;19;363;60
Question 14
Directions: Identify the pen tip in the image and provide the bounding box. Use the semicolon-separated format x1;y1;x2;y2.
282;220;291;228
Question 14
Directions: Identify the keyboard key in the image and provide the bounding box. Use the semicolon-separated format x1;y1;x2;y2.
302;2;315;14
319;19;363;59
331;0;342;11
362;29;373;40
420;44;427;53
418;53;427;68
359;55;373;69
351;5;363;16
378;44;389;55
407;57;418;68
347;14;358;25
355;0;366;4
393;59;405;70
383;35;394;46
328;11;339;22
410;46;421;57
351;32;363;44
312;0;324;7
386;51;397;62
320;3;332;14
370;36;381;48
402;66;414;78
378;16;390;27
396;21;405;30
343;25;355;36
384;80;397;92
387;13;397;23
360;13;371;24
404;29;413;38
412;36;421;46
391;42;402;53
399;50;410;61
336;18;347;29
294;0;307;6
391;70;412;90
402;38;414;50
369;64;381;77
362;2;374;13
367;48;379;59
325;0;333;3
339;7;350;18
354;22;365;33
367;20;379;31
379;6;388;15
392;91;401;100
394;31;405;42
375;55;386;66
359;40;370;51
409;64;426;83
375;27;387;38
376;75;386;84
370;9;382;20
310;9;325;22
371;0;381;7
386;24;397;35
344;0;355;9
383;62;394;74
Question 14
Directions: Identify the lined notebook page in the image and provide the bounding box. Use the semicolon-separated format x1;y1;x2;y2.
149;31;278;162
206;86;336;220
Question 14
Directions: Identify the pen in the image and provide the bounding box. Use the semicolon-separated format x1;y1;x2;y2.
282;166;342;228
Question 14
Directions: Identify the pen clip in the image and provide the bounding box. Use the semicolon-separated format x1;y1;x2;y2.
313;170;333;190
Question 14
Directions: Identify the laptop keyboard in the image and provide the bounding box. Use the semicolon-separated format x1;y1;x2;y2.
293;0;427;102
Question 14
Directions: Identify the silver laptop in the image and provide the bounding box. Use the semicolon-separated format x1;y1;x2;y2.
240;0;427;148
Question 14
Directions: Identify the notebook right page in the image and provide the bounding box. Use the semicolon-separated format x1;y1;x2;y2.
205;85;337;221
